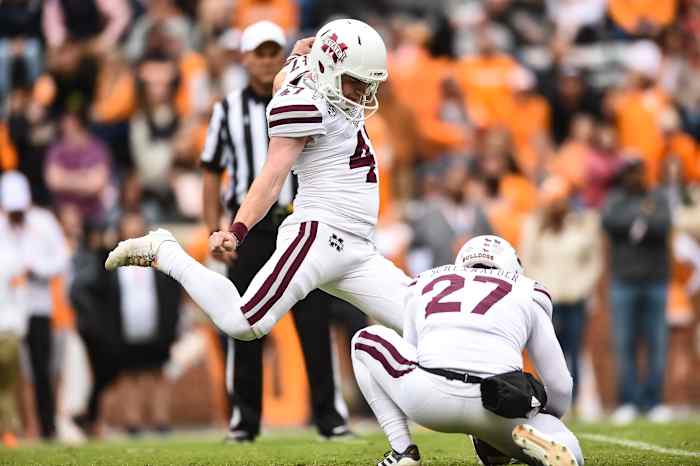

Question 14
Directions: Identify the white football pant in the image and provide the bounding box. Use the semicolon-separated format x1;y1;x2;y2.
351;325;585;466
163;221;410;340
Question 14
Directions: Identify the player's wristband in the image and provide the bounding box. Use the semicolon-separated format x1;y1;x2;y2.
229;222;249;246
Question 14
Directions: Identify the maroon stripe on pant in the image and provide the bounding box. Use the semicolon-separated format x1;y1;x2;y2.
269;117;323;128
241;223;307;314
354;343;414;379
246;221;319;325
269;104;318;115
359;330;416;366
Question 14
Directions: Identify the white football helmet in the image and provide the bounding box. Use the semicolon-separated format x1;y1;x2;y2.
308;19;388;121
455;235;523;274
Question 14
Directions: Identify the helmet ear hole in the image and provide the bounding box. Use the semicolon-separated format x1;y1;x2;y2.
318;61;325;73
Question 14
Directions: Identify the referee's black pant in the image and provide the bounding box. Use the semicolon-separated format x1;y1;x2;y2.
226;226;346;438
25;315;55;439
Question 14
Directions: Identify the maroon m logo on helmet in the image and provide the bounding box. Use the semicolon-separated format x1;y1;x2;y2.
320;32;348;64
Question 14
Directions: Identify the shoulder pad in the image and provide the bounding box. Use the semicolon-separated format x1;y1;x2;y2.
268;85;326;138
532;281;553;320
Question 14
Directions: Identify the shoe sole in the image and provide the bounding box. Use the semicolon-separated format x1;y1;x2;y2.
105;231;174;270
397;459;421;466
105;246;155;269
382;458;420;466
512;424;578;466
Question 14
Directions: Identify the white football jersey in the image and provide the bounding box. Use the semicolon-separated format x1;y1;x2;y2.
404;265;553;377
266;57;379;240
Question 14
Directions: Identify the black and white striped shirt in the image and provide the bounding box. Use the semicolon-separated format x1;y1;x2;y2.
200;86;296;211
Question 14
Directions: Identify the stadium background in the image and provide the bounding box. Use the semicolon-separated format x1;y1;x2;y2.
1;0;700;442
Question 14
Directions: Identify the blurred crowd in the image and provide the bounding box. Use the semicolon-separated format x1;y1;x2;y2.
1;0;700;446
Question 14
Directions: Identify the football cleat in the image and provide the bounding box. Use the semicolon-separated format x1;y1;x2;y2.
105;228;177;271
512;424;578;466
319;425;358;442
377;444;421;466
223;429;255;443
471;436;515;465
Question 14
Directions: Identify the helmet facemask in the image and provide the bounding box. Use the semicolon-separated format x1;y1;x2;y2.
316;71;384;122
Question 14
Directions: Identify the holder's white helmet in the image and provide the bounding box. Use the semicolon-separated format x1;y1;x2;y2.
308;19;388;121
455;235;523;274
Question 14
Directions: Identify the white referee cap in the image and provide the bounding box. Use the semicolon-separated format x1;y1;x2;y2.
240;21;286;53
0;171;31;212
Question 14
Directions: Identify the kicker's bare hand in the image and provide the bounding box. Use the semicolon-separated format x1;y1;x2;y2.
209;231;237;251
209;231;238;264
292;37;314;55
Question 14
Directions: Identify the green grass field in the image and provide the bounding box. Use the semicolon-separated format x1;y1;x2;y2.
2;421;700;466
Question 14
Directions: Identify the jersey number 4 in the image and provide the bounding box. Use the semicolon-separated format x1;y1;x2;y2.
349;129;377;183
421;274;512;317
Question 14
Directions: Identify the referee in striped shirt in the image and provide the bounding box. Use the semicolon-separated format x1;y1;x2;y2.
200;21;350;442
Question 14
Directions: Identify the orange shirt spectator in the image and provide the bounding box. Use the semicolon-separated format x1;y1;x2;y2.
175;51;209;118
92;54;136;123
654;109;698;183
231;0;298;34
660;132;698;183
549;115;597;191
550;141;589;191
505;93;551;178
0;123;18;171
455;53;520;128
389;24;441;118
479;176;537;248
186;225;212;263
390;48;465;157
609;0;677;35
376;83;419;197
610;86;670;184
485;201;527;248
50;276;75;330
666;234;697;327
500;174;538;215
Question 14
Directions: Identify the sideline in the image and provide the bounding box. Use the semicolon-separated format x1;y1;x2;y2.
580;433;700;458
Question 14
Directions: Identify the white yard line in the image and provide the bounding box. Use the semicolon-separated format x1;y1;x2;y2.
580;433;700;458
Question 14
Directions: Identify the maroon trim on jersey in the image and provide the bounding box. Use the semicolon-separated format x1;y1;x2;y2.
358;331;416;367
354;343;415;379
269;116;323;128
269;104;318;115
534;286;552;304
241;222;307;315
246;221;319;325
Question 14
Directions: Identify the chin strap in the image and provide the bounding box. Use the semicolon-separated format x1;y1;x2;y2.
333;94;380;122
315;79;380;122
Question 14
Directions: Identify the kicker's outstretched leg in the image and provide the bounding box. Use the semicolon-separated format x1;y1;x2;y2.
105;229;256;340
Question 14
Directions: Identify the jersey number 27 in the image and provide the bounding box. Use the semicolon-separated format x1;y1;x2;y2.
421;274;512;317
